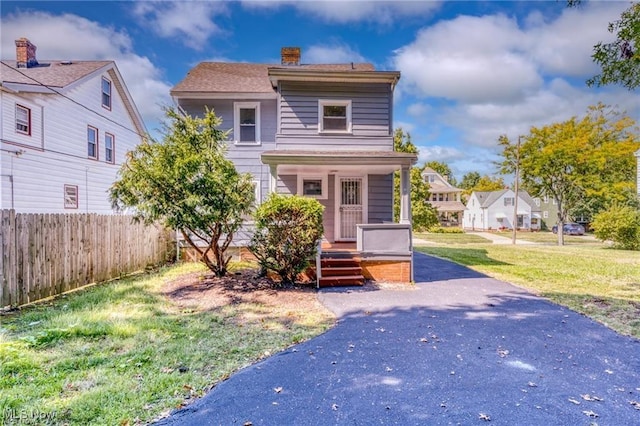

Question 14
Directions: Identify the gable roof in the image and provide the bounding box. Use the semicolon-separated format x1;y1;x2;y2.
472;189;540;212
170;62;396;97
1;60;111;88
1;60;146;137
422;167;463;193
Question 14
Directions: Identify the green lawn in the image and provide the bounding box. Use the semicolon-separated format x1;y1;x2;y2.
416;244;640;338
0;263;333;425
414;232;491;244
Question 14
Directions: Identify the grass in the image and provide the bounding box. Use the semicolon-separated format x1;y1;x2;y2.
494;230;601;245
414;232;491;244
416;243;640;338
0;262;333;425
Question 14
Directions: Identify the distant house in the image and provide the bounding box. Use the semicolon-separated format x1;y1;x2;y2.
422;167;465;227
171;47;417;284
1;38;145;213
531;195;560;230
463;189;541;231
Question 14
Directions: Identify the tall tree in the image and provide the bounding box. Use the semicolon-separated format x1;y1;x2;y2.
110;107;255;276
459;172;505;202
425;161;457;186
393;128;439;231
587;2;640;90
499;104;639;245
459;171;481;190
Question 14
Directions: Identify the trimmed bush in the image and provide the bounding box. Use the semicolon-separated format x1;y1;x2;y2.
428;226;464;234
591;204;640;250
249;194;324;285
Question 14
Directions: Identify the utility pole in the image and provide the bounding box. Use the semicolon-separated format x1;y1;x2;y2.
512;136;521;245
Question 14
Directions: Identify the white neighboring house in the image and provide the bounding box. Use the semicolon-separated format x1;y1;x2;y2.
463;189;541;231
1;38;145;213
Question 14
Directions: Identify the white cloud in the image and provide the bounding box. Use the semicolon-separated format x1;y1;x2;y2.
406;102;432;120
1;11;171;129
417;145;465;165
132;1;228;47
243;0;442;24
304;43;366;64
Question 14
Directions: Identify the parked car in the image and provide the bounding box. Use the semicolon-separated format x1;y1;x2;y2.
551;223;585;235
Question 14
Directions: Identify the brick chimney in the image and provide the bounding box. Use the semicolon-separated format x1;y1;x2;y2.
281;47;301;65
15;38;38;68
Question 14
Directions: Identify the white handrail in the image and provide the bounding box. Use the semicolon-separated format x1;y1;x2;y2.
315;239;322;289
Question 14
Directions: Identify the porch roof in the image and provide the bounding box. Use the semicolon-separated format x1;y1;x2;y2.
261;150;417;167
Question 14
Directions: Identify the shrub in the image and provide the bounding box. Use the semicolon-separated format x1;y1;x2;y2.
428;226;464;234
591;204;640;250
249;194;324;285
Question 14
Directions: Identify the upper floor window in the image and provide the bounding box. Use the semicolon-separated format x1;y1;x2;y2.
105;132;115;164
319;100;351;133
543;195;549;203
87;126;98;159
234;102;260;145
16;104;31;135
534;198;541;207
504;197;514;206
425;174;436;183
102;77;112;110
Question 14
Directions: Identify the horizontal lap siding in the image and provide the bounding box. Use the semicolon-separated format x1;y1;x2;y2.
368;174;393;223
180;99;276;204
278;82;392;150
0;75;142;213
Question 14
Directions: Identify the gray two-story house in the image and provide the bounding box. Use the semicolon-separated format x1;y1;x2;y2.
171;48;416;285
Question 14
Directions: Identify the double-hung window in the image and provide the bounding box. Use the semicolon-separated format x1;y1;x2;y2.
318;100;351;133
16;105;31;135
87;126;98;159
504;197;514;206
105;133;115;163
102;77;112;110
234;102;260;145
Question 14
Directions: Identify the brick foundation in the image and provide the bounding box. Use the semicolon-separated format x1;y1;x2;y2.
361;260;411;283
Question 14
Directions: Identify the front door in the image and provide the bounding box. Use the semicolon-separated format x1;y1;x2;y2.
337;177;363;241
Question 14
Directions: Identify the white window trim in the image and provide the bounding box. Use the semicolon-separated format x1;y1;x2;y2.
253;179;261;206
64;184;79;209
233;102;261;145
16;104;31;135
87;126;98;160
297;174;328;200
318;99;352;134
105;132;115;164
101;77;112;110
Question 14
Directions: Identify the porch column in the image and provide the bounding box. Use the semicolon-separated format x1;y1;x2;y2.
399;165;411;224
269;165;278;194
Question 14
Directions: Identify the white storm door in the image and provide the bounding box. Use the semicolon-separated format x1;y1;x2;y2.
337;177;363;241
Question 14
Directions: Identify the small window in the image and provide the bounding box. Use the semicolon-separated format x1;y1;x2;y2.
552;198;557;205
64;185;79;209
504;197;514;206
234;102;260;144
543;211;549;219
102;77;111;109
543;195;549;203
105;133;115;163
87;126;98;159
253;180;261;206
534;198;541;207
318;100;351;133
16;105;31;135
297;175;328;199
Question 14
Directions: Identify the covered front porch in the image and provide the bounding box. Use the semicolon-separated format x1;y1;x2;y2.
261;150;417;285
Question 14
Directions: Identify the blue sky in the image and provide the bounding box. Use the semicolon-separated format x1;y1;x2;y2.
2;1;638;180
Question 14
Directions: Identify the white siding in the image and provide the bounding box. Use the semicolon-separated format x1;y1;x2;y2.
0;69;143;213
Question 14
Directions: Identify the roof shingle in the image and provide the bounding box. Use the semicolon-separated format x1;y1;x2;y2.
1;60;111;88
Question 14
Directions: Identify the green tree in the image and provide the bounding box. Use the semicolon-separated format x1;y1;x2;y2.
591;203;640;250
500;104;639;245
424;161;457;186
110;107;255;276
587;2;640;90
459;171;481;190
393;128;439;231
249;194;324;285
460;172;505;202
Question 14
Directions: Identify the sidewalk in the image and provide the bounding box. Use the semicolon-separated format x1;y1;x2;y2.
466;231;538;245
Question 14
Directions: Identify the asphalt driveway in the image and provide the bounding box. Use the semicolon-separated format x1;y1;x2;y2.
157;252;640;425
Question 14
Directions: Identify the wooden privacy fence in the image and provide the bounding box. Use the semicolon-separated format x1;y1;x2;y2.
1;210;174;308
